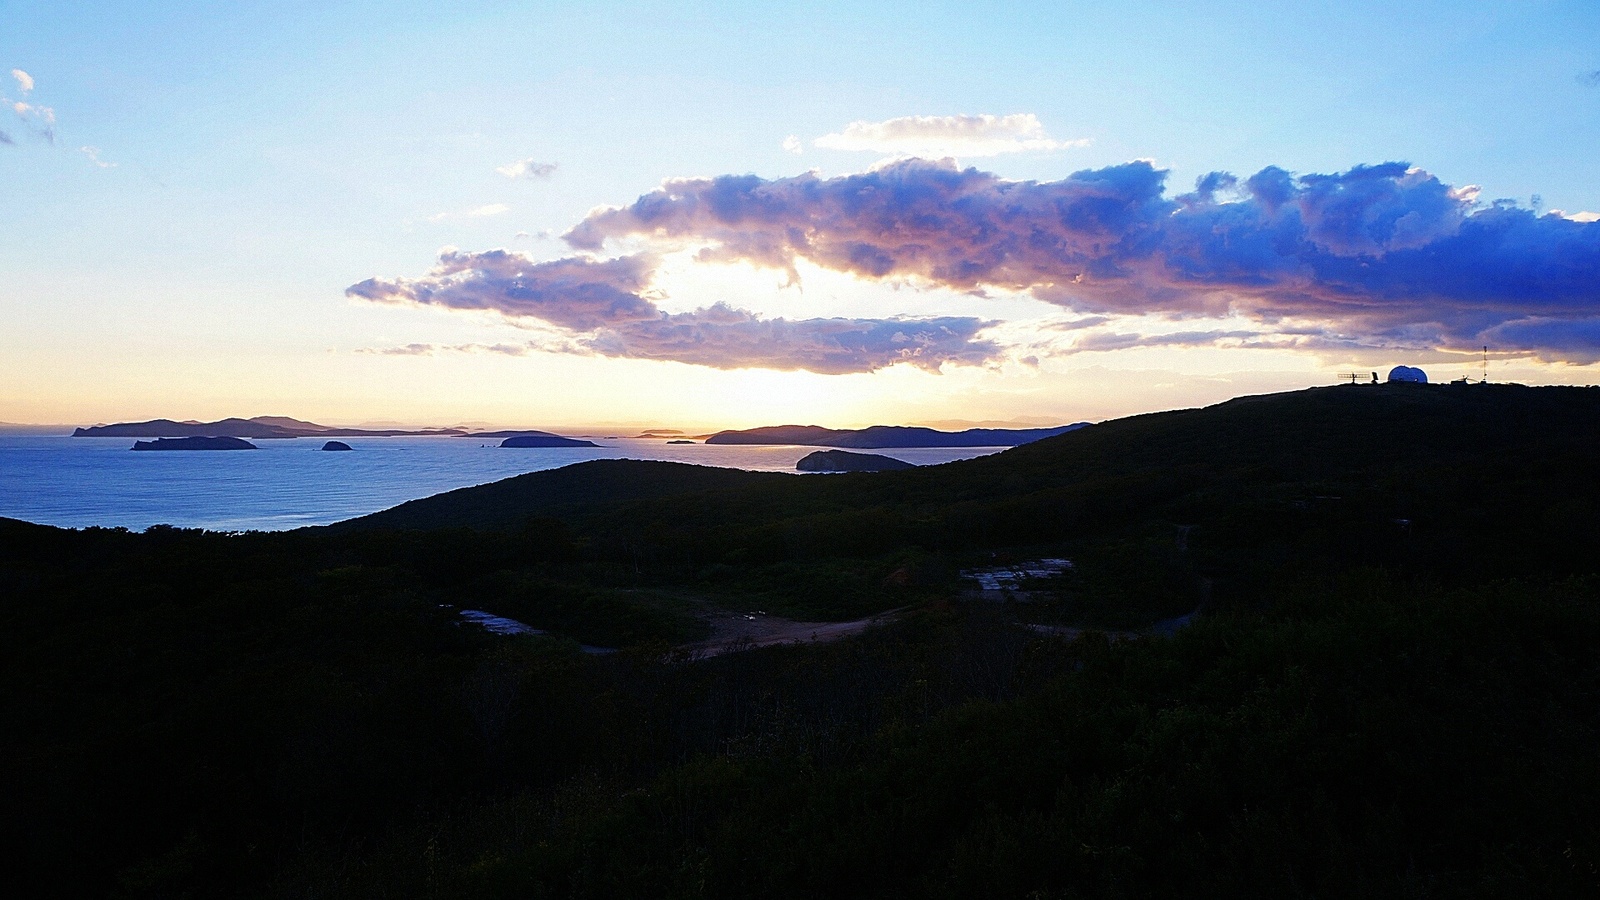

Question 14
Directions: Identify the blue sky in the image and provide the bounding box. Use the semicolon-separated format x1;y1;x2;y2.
5;1;1600;427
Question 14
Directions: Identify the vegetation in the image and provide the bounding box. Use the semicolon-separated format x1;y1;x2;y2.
4;383;1599;897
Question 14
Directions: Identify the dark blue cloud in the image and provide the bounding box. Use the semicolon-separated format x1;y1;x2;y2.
1481;317;1600;363
568;158;1600;361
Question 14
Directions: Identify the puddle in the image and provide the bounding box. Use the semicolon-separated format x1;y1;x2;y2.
455;607;616;653
959;557;1073;593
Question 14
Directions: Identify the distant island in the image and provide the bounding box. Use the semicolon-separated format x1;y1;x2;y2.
320;441;353;451
666;439;696;444
131;436;258;451
77;415;1086;449
457;429;579;439
706;423;1090;448
796;449;916;472
77;415;467;439
500;434;600;448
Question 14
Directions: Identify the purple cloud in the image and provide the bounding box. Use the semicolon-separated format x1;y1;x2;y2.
348;249;999;374
358;342;541;358
349;252;660;331
362;343;436;356
1053;325;1433;357
564;158;1600;360
1067;329;1262;354
586;305;996;374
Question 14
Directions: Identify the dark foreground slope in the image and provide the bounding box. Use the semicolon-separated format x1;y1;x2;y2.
4;384;1600;899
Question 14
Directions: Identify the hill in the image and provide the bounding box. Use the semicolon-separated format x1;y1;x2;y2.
73;415;469;438
325;382;1600;624
131;436;258;451
499;434;600;448
796;449;917;472
334;458;783;531
334;384;1598;527
460;429;595;440
705;422;1088;447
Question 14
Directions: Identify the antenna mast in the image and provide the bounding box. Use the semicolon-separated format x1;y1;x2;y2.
1482;346;1488;384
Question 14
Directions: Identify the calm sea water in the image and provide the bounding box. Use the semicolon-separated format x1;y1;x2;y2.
0;435;1004;531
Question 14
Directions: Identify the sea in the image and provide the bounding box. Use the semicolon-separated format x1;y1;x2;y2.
0;434;1006;532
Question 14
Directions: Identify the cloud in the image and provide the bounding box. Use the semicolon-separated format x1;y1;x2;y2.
348;249;1000;374
782;135;803;154
427;203;510;222
1066;329;1263;354
1479;317;1600;364
582;305;997;373
496;158;557;180
10;102;55;141
4;70;55;144
563;157;1600;362
1045;316;1112;331
814;113;1088;157
79;146;115;168
476;342;534;356
1034;321;1488;364
358;341;543;357
359;343;437;356
350;252;661;331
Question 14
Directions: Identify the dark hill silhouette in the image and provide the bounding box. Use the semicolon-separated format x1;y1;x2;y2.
797;449;916;472
707;424;845;444
352;383;1598;524
333;459;784;531
332;383;1600;589
706;423;1088;447
75;416;468;438
131;436;258;451
462;429;587;440
499;434;599;448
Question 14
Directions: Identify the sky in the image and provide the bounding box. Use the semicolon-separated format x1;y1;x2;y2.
4;0;1600;430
